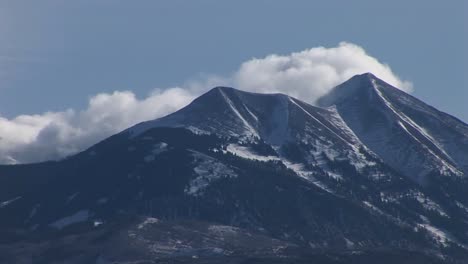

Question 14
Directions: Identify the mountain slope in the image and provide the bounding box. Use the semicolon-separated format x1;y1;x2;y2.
1;75;468;263
318;73;468;183
129;86;363;147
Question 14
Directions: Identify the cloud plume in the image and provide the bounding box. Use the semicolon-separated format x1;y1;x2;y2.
0;42;412;164
236;42;413;100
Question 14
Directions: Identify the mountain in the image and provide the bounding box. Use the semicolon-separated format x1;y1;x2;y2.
318;73;468;184
0;74;467;263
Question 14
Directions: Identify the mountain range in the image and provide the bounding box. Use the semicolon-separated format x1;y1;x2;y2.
1;73;467;263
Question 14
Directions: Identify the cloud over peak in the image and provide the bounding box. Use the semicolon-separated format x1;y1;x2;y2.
0;42;412;164
236;42;413;101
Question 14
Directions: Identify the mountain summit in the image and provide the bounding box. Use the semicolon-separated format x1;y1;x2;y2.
319;73;468;183
129;85;363;147
1;74;467;263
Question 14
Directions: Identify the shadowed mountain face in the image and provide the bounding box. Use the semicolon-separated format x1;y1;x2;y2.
0;74;467;263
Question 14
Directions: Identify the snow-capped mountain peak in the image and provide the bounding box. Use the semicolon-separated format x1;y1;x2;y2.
129;75;468;185
318;73;468;183
2;74;468;263
128;86;359;147
317;72;379;106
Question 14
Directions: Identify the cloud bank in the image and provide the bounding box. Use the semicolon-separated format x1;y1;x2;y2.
0;89;194;164
0;42;412;164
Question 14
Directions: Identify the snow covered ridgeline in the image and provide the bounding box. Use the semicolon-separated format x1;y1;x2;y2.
319;73;467;182
1;74;468;262
128;79;458;184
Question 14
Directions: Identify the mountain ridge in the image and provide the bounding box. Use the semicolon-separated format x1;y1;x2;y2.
319;73;468;183
1;73;468;263
127;73;467;184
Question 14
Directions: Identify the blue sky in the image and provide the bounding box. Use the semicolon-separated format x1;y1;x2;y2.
1;0;466;118
0;0;466;163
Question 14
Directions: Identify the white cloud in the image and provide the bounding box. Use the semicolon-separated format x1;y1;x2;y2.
0;88;194;164
235;42;412;101
0;42;411;164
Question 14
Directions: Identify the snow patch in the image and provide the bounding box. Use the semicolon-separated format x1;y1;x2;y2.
49;210;91;229
185;151;237;196
413;191;448;217
208;225;239;235
186;126;210;135
138;217;160;229
380;190;448;217
144;142;169;162
226;144;279;162
456;201;468;214
344;238;355;248
397;120;461;176
363;201;385;215
226;143;337;194
417;223;451;247
225;143;338;193
219;89;259;138
282;159;336;194
292;101;379;177
243;103;259;122
0;196;21;208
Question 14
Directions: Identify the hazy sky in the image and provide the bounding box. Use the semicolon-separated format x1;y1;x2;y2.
0;0;466;163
